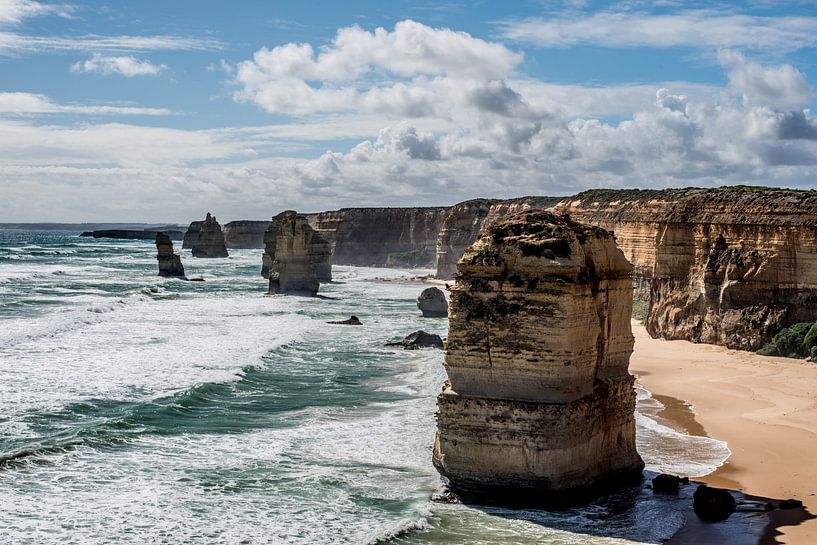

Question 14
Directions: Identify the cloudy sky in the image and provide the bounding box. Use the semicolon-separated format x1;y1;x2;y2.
1;0;816;222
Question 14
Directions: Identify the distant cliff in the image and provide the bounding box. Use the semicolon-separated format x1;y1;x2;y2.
81;229;184;241
304;207;449;268
223;221;270;248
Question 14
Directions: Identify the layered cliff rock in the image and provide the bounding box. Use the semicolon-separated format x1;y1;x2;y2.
433;211;643;503
183;213;229;258
552;188;817;350
223;220;270;248
306;207;449;268
435;197;560;278
155;232;185;277
264;211;330;295
262;211;332;283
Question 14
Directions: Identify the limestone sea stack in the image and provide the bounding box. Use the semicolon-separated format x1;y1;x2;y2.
264;211;328;296
262;211;332;283
433;210;644;504
184;213;228;258
417;287;448;317
155;232;185;277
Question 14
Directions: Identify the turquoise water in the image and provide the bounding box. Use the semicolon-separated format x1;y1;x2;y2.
0;231;730;544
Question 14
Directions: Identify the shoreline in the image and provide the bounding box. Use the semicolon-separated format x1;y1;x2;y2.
631;322;817;544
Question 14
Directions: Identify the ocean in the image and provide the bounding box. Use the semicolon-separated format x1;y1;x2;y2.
0;230;731;544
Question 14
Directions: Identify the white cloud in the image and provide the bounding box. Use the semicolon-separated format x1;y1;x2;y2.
718;50;814;110
70;53;167;77
499;11;817;52
233;19;522;115
0;32;224;55
0;92;172;115
0;0;71;26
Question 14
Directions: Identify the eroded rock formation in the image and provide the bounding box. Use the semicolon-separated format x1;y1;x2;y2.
262;211;332;283
183;213;228;258
417;287;448;317
155;232;185;277
264;211;328;295
433;210;643;503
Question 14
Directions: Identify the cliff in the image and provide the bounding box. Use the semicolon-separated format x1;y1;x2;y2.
81;229;184;241
552;188;817;350
155;232;185;277
183;213;229;258
433;210;643;502
435;197;560;278
223;220;270;248
305;207;449;268
264;211;330;295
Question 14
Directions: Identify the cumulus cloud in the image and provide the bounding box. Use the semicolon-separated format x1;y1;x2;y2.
70;54;167;77
232;19;523;116
499;11;817;52
718;50;814;110
0;92;172;115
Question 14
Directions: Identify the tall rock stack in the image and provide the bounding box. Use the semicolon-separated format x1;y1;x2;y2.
155;232;185;277
262;211;332;283
184;213;229;258
264;211;328;296
433;210;643;504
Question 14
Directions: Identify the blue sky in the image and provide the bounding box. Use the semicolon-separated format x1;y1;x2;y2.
1;0;816;221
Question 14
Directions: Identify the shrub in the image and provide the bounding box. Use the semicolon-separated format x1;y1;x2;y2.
757;322;815;358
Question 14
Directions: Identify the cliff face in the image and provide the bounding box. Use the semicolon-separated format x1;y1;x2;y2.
552;189;817;350
433;211;643;502
305;207;449;268
435;197;560;278
183;213;229;258
223;221;270;248
155;232;185;277
264;211;331;294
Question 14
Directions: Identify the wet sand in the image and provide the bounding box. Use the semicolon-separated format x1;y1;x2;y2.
631;323;817;544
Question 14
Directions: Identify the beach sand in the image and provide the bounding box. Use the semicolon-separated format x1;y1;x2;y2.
630;322;817;544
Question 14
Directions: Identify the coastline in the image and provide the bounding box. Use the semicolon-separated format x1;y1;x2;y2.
631;322;817;544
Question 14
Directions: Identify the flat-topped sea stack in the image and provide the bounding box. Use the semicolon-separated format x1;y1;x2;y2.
155;232;185;277
262;211;332;283
433;210;643;504
264;211;330;295
183;213;228;258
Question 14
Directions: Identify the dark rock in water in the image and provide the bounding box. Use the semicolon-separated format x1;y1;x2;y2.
779;499;804;509
693;485;736;522
417;287;448;317
185;212;229;258
386;330;444;350
652;474;683;495
155;232;185;277
328;316;362;325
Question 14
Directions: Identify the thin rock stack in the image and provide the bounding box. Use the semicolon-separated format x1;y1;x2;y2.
433;210;644;504
264;211;330;296
262;211;332;283
155;232;185;277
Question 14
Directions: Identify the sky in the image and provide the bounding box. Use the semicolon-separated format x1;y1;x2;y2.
1;0;817;222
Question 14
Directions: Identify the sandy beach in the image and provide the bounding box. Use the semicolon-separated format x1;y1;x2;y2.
631;322;817;544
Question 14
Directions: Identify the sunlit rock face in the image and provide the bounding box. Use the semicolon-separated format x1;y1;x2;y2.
263;211;331;295
262;211;332;283
553;189;817;351
433;210;643;503
155;232;185;277
183;213;229;258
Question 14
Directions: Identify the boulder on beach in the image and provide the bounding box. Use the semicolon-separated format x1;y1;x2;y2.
417;287;448;317
328;316;363;325
652;474;688;495
693;485;736;522
155;232;185;277
386;330;444;350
